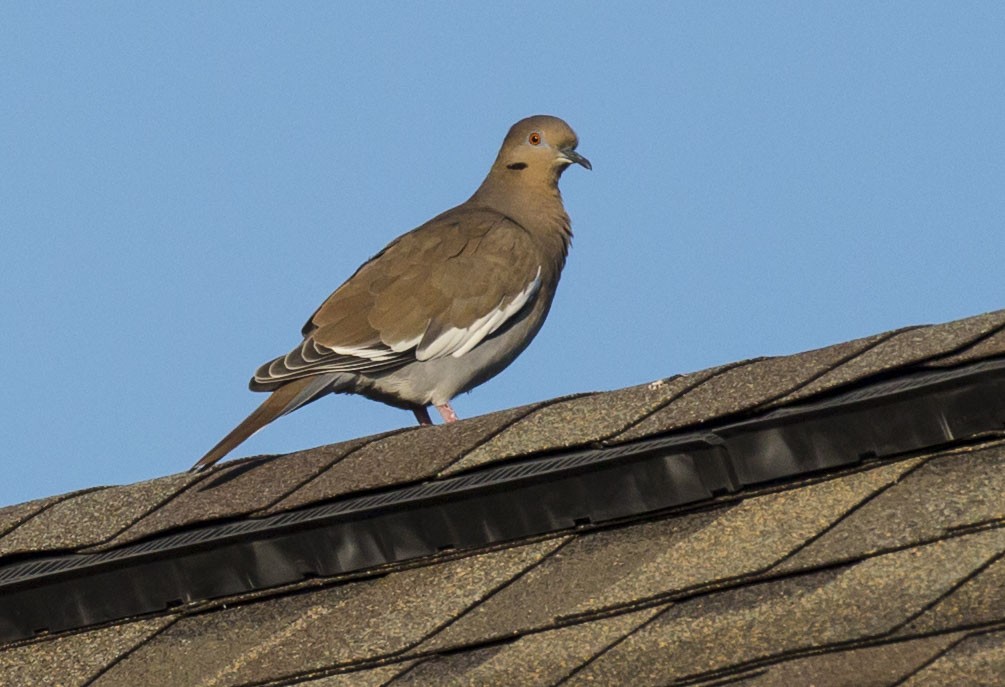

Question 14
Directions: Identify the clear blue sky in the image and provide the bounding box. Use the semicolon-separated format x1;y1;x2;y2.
2;3;1003;507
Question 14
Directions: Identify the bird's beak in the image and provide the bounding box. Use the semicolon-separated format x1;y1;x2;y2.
559;147;592;170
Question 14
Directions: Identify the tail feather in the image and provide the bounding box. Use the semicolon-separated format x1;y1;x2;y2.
191;377;324;472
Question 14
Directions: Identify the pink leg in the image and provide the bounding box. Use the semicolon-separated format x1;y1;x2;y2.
435;402;459;423
414;407;433;425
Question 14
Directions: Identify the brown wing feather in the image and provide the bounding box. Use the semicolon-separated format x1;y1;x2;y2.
251;206;544;390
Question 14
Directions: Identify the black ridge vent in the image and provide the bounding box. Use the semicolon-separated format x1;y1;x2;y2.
2;358;1005;642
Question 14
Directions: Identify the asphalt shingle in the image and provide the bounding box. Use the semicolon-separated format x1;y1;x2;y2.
902;629;1005;687
775;441;1005;573
0;617;172;687
5;309;1005;687
394;607;660;687
273;402;549;512
703;633;963;687
612;333;888;443
284;661;416;687
91;538;564;687
564;528;1005;686
422;458;921;651
0;474;195;556
441;365;735;476
94;436;382;550
771;310;1005;405
900;554;1005;636
0;494;68;538
924;325;1005;367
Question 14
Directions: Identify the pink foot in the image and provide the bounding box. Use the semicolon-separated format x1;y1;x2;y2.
435;403;459;423
414;407;433;425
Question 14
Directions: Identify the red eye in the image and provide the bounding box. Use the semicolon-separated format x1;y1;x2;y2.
528;132;542;145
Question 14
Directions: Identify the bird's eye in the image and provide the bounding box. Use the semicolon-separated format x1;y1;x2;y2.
528;132;542;145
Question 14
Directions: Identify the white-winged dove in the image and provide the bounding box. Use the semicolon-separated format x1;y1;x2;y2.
192;115;590;471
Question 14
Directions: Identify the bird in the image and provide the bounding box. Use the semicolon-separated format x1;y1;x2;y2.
192;115;590;471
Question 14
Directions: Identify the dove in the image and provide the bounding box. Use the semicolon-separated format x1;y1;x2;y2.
193;115;589;471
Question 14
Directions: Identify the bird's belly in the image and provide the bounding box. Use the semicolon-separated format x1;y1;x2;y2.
356;294;552;408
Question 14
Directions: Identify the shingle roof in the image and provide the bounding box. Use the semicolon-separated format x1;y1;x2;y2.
3;308;1005;686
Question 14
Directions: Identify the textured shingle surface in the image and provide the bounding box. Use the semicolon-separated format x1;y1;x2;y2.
612;333;890;443
0;618;172;687
769;309;1005;405
272;400;549;511
0;493;70;538
420;458;923;651
924;323;1005;367
0;475;196;556
441;365;734;475
398;607;661;686
571;529;1005;686
704;633;964;687
902;630;1005;687
775;442;1005;572
95;435;384;549
3;308;1005;686
297;662;418;686
90;538;563;687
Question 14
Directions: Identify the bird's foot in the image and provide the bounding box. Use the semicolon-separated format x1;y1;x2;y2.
435;403;459;423
414;407;433;425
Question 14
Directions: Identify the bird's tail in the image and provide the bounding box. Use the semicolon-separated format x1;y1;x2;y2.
190;375;333;472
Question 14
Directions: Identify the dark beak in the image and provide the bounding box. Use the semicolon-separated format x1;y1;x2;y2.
560;147;592;170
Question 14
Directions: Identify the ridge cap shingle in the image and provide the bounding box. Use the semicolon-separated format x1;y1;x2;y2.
2;307;1004;565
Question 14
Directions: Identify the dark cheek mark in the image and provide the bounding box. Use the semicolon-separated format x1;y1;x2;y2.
507;162;527;170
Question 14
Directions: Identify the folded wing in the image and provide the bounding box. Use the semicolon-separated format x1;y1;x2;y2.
250;208;544;391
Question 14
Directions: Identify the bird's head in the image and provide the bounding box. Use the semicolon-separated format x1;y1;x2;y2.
494;115;591;180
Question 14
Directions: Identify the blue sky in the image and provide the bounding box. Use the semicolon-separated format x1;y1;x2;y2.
2;3;1003;507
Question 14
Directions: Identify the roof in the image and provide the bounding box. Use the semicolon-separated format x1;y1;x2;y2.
3;308;1005;686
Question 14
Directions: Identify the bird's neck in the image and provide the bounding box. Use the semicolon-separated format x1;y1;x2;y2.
469;171;573;246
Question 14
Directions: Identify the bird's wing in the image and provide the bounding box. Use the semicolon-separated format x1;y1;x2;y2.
251;207;544;389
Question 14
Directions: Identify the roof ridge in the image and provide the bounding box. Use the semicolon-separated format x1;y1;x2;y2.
4;358;1005;644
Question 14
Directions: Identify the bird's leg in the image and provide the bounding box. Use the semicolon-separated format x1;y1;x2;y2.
435;403;459;423
414;407;433;425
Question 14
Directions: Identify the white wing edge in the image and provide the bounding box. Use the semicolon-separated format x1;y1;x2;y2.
416;266;543;362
